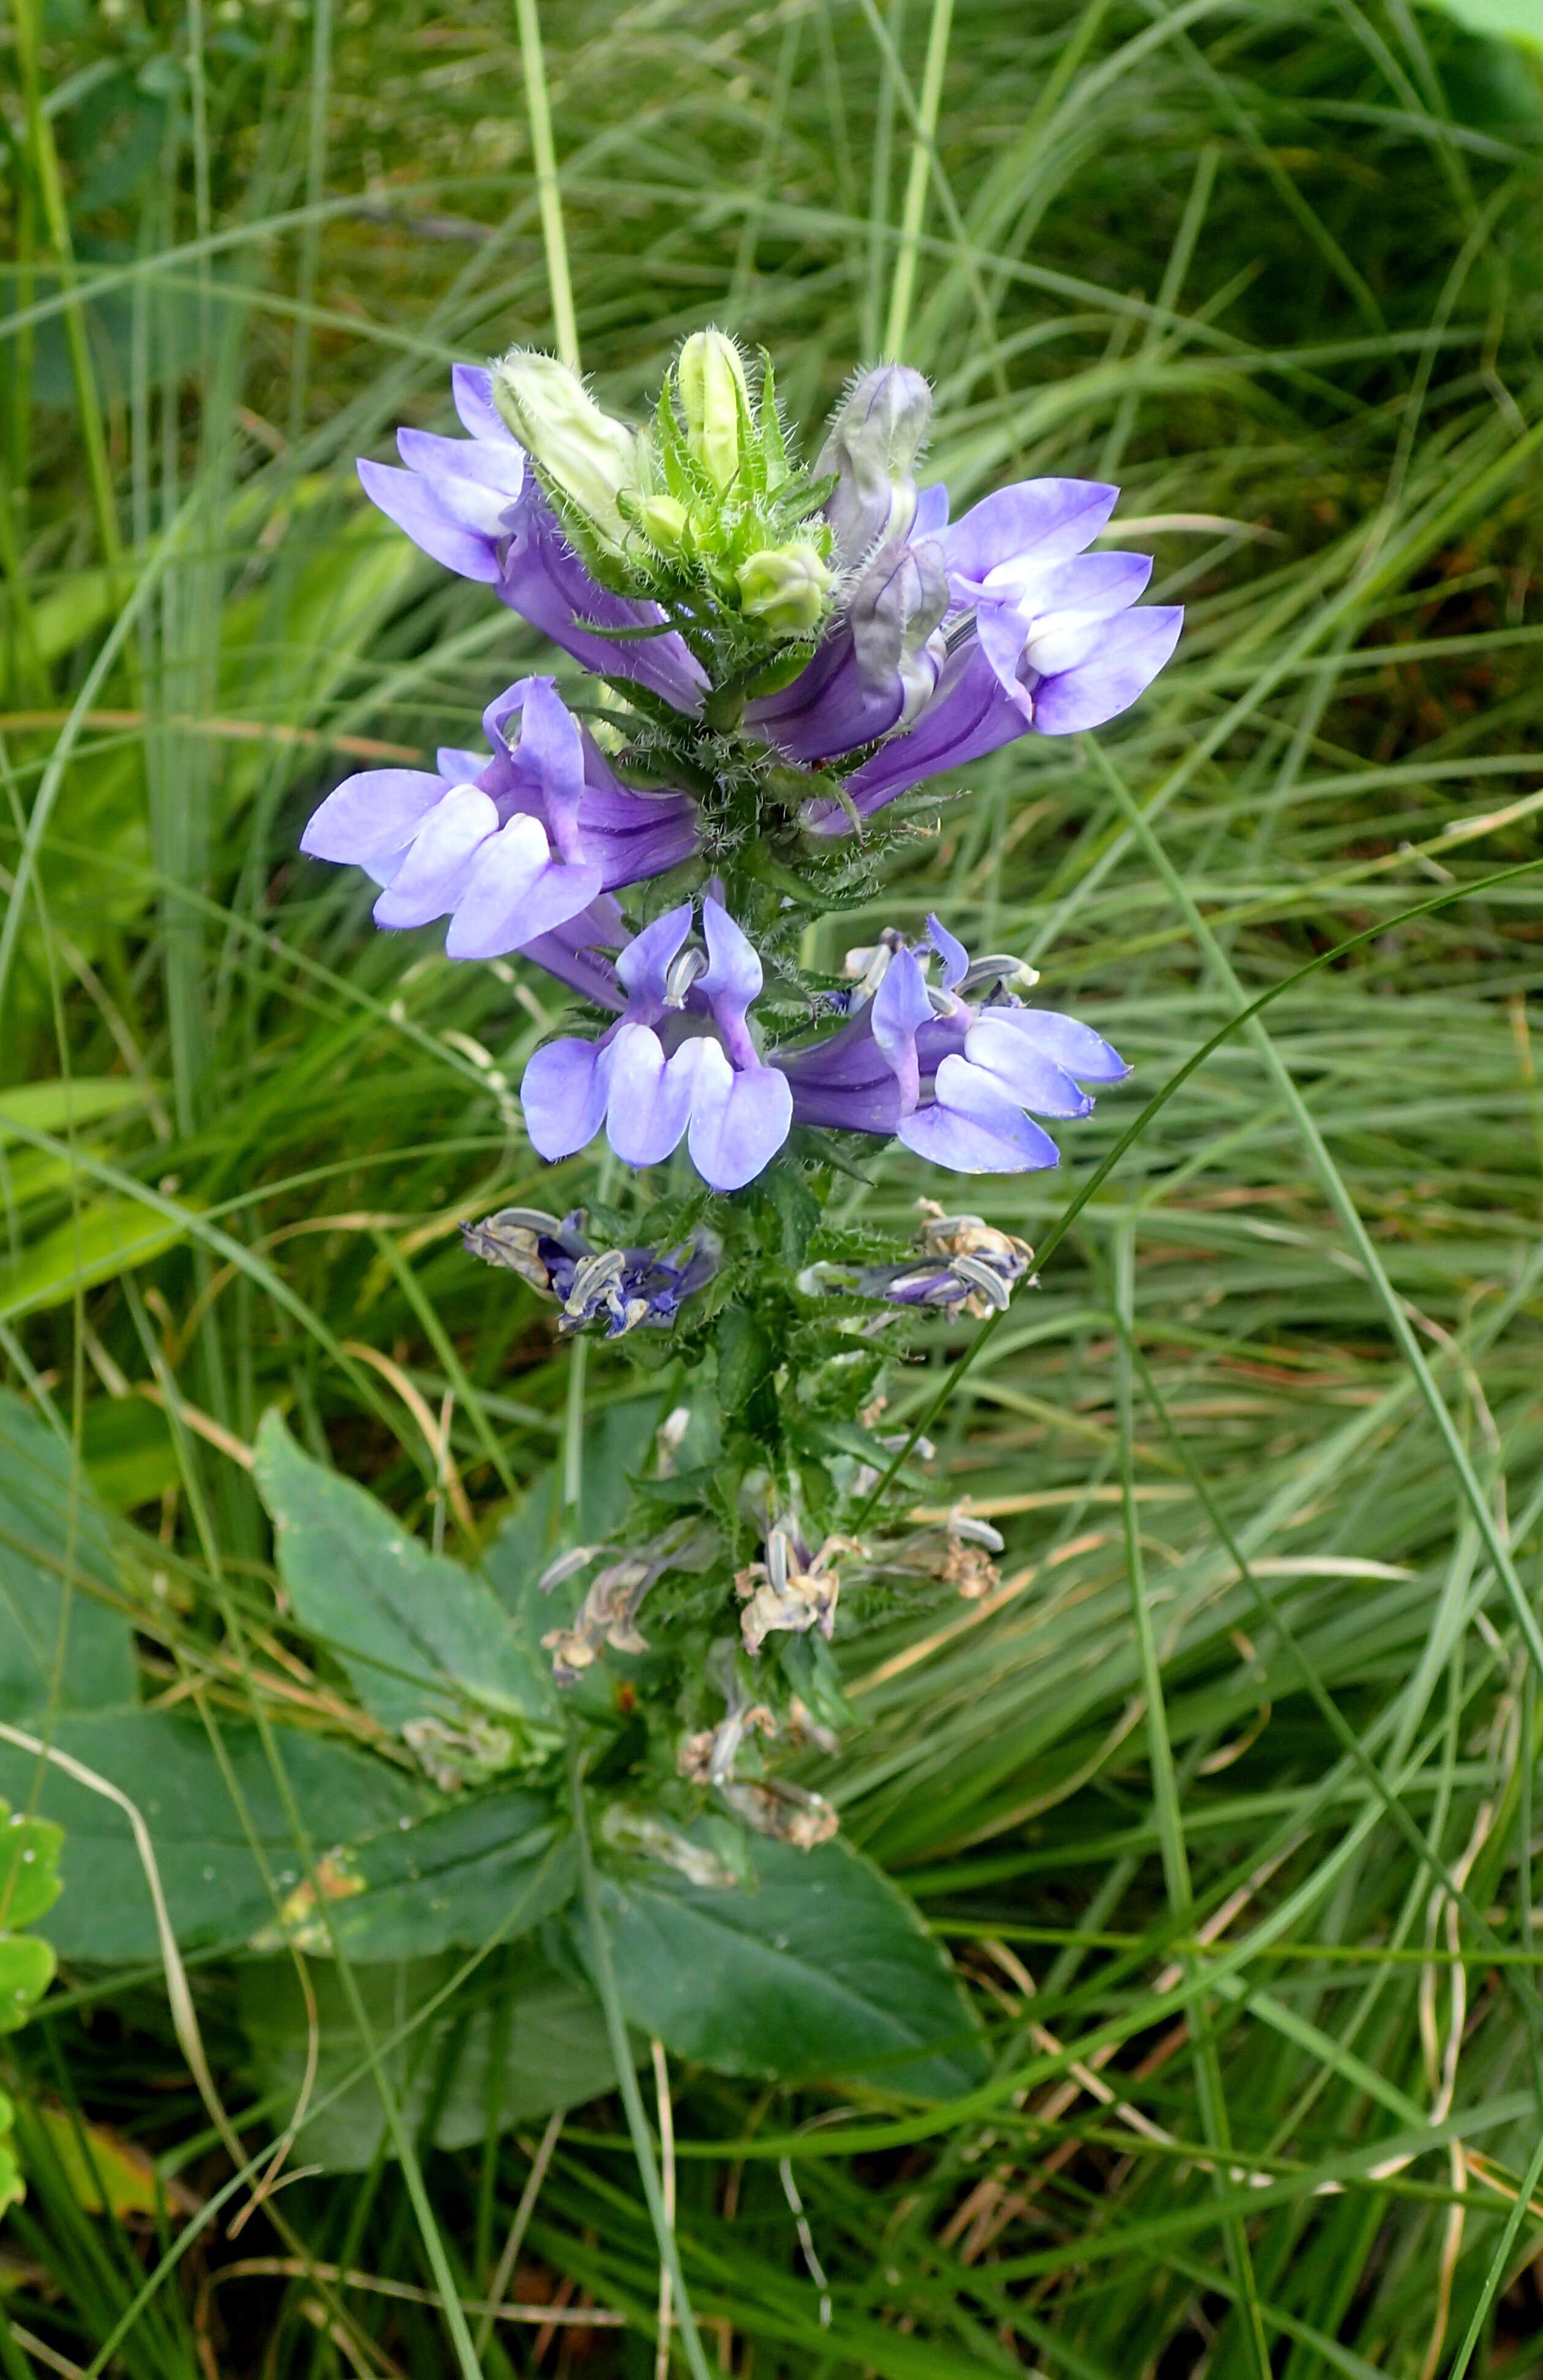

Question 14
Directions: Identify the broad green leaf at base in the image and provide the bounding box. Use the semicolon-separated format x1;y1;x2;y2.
589;1830;988;2099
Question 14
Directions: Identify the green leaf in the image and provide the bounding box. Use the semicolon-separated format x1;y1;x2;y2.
0;1198;192;1321
0;1806;63;1933
253;1410;558;1767
0;2089;21;2218
1419;0;1543;45
716;1308;775;1413
0;1389;136;1717
0;1080;156;1138
0;1713;421;1959
240;1945;620;2171
0;1710;571;1966
0;1801;62;2037
588;1831;988;2097
254;1792;576;1961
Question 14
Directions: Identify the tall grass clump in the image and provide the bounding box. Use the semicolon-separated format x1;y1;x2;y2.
1;1;1543;2374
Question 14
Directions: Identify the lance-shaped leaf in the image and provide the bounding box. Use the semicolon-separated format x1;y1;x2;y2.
253;1411;558;1762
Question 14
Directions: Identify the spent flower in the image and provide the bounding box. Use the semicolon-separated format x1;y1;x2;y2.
459;1205;719;1336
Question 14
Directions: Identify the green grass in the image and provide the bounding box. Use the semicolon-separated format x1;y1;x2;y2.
4;0;1543;2371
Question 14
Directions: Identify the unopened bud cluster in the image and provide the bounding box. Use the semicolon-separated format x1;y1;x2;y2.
495;330;837;684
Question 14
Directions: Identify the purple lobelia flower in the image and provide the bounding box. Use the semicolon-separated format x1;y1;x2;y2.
774;915;1128;1172
459;1205;719;1336
357;365;708;714
814;483;1184;826
737;362;1180;820
519;895;794;1193
300;675;697;959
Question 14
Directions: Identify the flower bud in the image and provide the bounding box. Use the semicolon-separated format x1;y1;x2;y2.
636;493;689;552
491;349;639;545
816;364;933;567
676;330;750;492
849;536;949;721
735;542;835;638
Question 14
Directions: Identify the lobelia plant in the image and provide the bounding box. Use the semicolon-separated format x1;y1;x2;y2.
302;331;1179;1879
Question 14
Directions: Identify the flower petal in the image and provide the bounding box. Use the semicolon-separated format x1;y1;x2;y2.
445;817;602;960
898;1055;1061;1173
519;678;587;858
817;643;1025;830
699;896;762;1008
396;425;525;504
604;1025;699;1166
301;769;447;866
520;1036;615;1160
520;899;628;1009
687;1045;792;1191
615;901;696;1010
356;457;501;584
964;1016;1091;1117
983;1007;1130;1082
925;915;970;991
451;364;516;444
870;945;937;1112
975;596;1037;719
943;479;1119;587
1031;605;1183;735
912;483;950;536
371;784;498;927
746;626;909;764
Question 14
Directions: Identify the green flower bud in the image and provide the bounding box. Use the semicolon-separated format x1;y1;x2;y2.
735;542;834;638
677;330;750;492
637;493;690;552
492;350;639;545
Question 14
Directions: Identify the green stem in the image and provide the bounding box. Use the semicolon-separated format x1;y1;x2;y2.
883;0;954;360
569;1739;714;2379
514;0;580;372
11;0;124;591
563;1330;588;1512
290;0;335;439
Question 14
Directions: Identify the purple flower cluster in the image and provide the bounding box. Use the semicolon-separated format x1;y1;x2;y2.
520;895;793;1194
301;348;1174;1191
506;900;1125;1187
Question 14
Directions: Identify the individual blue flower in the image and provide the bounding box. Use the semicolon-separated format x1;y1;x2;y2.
520;896;794;1193
775;916;1128;1172
357;365;708;715
459;1205;719;1336
300;676;697;959
737;364;1181;817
